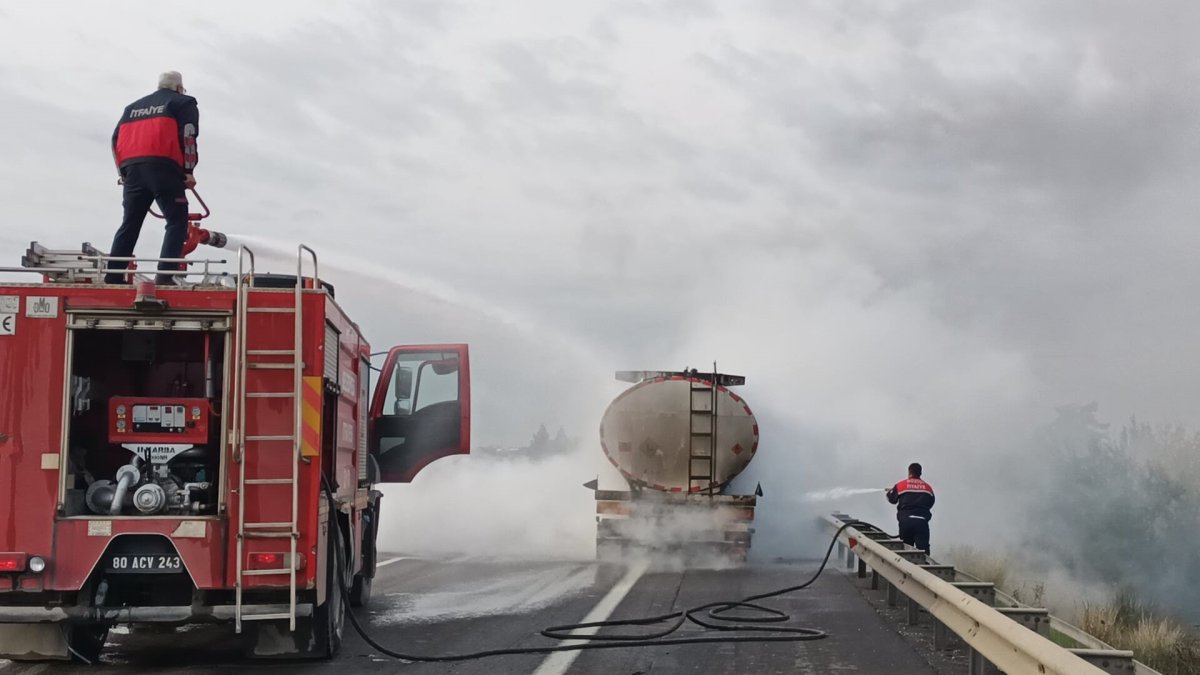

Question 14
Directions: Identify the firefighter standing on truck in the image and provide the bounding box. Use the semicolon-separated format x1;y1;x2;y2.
105;71;198;285
886;462;935;554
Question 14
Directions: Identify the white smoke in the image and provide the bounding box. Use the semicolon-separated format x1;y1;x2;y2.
378;449;597;560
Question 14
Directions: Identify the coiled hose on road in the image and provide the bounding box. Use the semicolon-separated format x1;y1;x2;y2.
324;483;871;663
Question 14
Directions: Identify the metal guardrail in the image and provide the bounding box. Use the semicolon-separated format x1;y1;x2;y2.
953;568;1160;675
824;514;1135;675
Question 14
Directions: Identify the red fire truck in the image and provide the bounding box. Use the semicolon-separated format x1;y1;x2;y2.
0;237;470;661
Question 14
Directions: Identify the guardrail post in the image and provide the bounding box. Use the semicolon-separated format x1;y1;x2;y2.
919;564;955;581
996;608;1051;637
951;581;996;606
934;619;952;650
886;581;898;607
968;648;984;675
857;558;867;578
870;569;879;590
907;596;920;625
895;550;928;566
968;648;1001;675
1067;649;1136;674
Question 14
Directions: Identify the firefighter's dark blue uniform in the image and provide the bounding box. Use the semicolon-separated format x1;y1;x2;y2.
886;477;935;553
105;88;199;284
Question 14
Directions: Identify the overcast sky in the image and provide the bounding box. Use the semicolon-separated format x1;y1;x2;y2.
3;1;1200;547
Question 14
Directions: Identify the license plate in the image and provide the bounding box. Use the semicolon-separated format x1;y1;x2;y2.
106;554;183;574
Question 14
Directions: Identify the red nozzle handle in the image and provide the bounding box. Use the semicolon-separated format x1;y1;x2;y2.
150;188;209;221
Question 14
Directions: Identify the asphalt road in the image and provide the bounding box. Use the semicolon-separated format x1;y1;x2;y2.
0;555;936;674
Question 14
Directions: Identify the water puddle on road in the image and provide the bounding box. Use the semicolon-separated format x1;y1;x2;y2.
375;563;598;625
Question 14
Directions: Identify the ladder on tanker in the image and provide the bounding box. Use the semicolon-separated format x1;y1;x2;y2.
688;366;719;496
232;245;319;633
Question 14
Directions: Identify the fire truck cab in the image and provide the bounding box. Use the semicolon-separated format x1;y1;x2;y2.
0;242;470;661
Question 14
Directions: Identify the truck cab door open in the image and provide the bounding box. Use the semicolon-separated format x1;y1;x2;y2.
369;345;470;483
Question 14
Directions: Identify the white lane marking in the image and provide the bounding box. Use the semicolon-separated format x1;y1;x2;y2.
531;560;649;675
376;556;409;569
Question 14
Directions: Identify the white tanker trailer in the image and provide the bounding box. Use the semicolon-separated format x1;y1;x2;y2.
592;369;760;562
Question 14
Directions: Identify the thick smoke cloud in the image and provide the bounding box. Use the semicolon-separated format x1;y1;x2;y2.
2;2;1199;581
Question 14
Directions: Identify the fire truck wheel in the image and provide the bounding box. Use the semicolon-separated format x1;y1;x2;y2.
349;498;378;608
349;571;373;607
67;623;109;663
310;519;347;658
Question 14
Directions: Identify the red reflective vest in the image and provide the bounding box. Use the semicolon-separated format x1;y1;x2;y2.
886;478;935;521
112;88;199;173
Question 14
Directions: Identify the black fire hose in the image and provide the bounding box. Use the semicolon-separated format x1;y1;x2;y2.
322;478;867;663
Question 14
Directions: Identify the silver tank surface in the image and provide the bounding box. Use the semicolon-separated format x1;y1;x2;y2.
600;376;758;492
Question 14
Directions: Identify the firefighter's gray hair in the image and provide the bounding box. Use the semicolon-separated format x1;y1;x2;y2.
158;71;184;91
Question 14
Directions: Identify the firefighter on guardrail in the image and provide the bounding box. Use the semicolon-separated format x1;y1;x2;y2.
105;71;199;285
886;462;935;554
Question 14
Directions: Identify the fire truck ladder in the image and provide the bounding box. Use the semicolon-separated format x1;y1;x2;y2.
232;245;319;633
688;365;719;496
8;241;227;283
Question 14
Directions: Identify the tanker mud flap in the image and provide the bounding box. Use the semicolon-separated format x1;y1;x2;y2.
0;623;70;661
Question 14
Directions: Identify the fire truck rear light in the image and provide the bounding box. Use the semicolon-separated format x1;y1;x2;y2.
247;553;305;570
28;556;46;573
0;553;27;572
249;553;281;568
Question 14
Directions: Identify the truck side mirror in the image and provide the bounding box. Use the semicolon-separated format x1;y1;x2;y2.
394;366;413;400
430;358;459;376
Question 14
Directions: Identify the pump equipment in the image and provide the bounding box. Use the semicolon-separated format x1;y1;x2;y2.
84;397;216;516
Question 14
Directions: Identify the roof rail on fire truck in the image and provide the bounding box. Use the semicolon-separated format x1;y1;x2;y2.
0;241;228;283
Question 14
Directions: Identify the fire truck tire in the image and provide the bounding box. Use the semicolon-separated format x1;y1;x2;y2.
67;623;109;663
309;517;347;658
350;569;373;607
350;504;378;608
